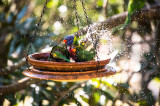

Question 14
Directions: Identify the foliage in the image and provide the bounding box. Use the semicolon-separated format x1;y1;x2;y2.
0;0;160;106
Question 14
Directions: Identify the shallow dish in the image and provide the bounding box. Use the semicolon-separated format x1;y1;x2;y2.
28;53;110;72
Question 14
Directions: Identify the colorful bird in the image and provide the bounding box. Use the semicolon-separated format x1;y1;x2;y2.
49;45;70;62
63;35;96;62
74;46;96;62
63;35;79;46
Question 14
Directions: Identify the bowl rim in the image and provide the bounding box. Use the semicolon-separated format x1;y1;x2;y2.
28;53;111;65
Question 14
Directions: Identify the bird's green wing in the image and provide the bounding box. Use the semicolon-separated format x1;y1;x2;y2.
55;52;71;62
75;47;96;62
49;45;70;62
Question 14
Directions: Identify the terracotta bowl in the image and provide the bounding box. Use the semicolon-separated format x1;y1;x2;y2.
23;67;116;82
28;53;110;72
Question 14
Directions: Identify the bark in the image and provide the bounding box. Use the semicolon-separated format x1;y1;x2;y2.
0;77;40;95
74;5;160;37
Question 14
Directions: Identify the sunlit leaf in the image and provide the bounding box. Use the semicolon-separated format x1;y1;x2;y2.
93;92;100;103
97;0;103;7
80;95;89;103
47;0;59;8
17;6;28;21
7;12;14;23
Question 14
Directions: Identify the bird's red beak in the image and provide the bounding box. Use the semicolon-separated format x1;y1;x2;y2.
63;39;67;43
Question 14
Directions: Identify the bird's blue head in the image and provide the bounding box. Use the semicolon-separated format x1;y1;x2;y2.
63;35;75;45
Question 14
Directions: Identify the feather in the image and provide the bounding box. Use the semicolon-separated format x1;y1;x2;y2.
49;45;70;62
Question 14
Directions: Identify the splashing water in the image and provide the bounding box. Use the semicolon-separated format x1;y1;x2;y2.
84;23;113;60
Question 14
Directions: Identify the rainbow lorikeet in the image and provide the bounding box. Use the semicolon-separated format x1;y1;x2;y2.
63;35;79;46
49;45;70;62
63;35;96;62
74;46;96;62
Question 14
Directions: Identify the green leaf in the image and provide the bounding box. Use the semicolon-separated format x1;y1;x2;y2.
7;12;14;23
99;89;114;100
17;6;28;21
97;0;103;7
0;13;5;22
80;95;89;103
93;92;100;103
112;0;145;35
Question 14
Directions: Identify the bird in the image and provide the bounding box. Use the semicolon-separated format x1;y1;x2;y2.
63;35;79;60
74;45;96;62
63;35;96;62
63;35;79;46
49;45;70;62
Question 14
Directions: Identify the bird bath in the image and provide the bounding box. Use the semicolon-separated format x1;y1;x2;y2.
27;53;111;72
23;53;116;82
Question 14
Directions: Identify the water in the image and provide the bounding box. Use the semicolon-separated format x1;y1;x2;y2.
84;23;113;60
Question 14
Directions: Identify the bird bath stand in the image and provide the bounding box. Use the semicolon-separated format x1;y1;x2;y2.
23;0;116;82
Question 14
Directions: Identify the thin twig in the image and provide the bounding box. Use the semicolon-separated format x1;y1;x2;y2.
103;0;108;17
0;58;26;76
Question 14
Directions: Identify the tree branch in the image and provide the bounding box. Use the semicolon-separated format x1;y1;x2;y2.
0;58;26;76
0;77;40;95
74;5;160;37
